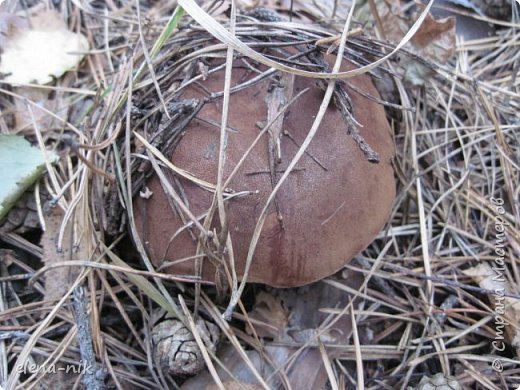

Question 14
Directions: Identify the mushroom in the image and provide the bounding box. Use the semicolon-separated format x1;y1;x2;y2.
134;54;395;288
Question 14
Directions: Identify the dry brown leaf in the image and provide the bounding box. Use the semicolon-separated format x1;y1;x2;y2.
206;381;264;390
374;1;456;86
246;291;289;339
181;344;295;389
375;0;456;54
13;87;65;133
378;0;409;42
411;4;456;62
430;0;495;41
463;263;520;357
414;372;462;390
184;272;364;389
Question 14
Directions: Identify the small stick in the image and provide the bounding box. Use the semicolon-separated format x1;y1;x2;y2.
245;167;306;176
309;52;380;163
283;130;328;171
72;286;106;390
333;84;380;163
264;71;295;228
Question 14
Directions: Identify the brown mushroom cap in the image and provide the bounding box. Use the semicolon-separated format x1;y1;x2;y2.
134;57;395;288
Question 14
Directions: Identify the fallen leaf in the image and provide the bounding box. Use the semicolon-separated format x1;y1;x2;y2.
356;0;456;87
0;135;57;220
413;9;456;85
13;87;65;133
181;344;286;389
246;291;289;339
411;9;456;50
183;271;365;389
414;372;462;390
0;10;89;85
402;5;456;85
207;380;264;390
464;263;520;357
430;0;495;41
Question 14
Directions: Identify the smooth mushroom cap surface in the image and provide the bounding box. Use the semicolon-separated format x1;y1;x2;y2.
134;56;395;288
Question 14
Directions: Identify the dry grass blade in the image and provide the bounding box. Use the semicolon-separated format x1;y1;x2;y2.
133;131;220;191
178;0;437;79
319;342;339;390
179;295;225;389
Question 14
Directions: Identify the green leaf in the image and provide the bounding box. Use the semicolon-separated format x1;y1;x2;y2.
0;135;57;220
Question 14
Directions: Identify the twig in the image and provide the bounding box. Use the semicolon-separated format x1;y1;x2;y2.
72;286;106;390
264;71;295;228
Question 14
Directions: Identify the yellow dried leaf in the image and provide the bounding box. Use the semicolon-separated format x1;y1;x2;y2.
0;10;88;85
